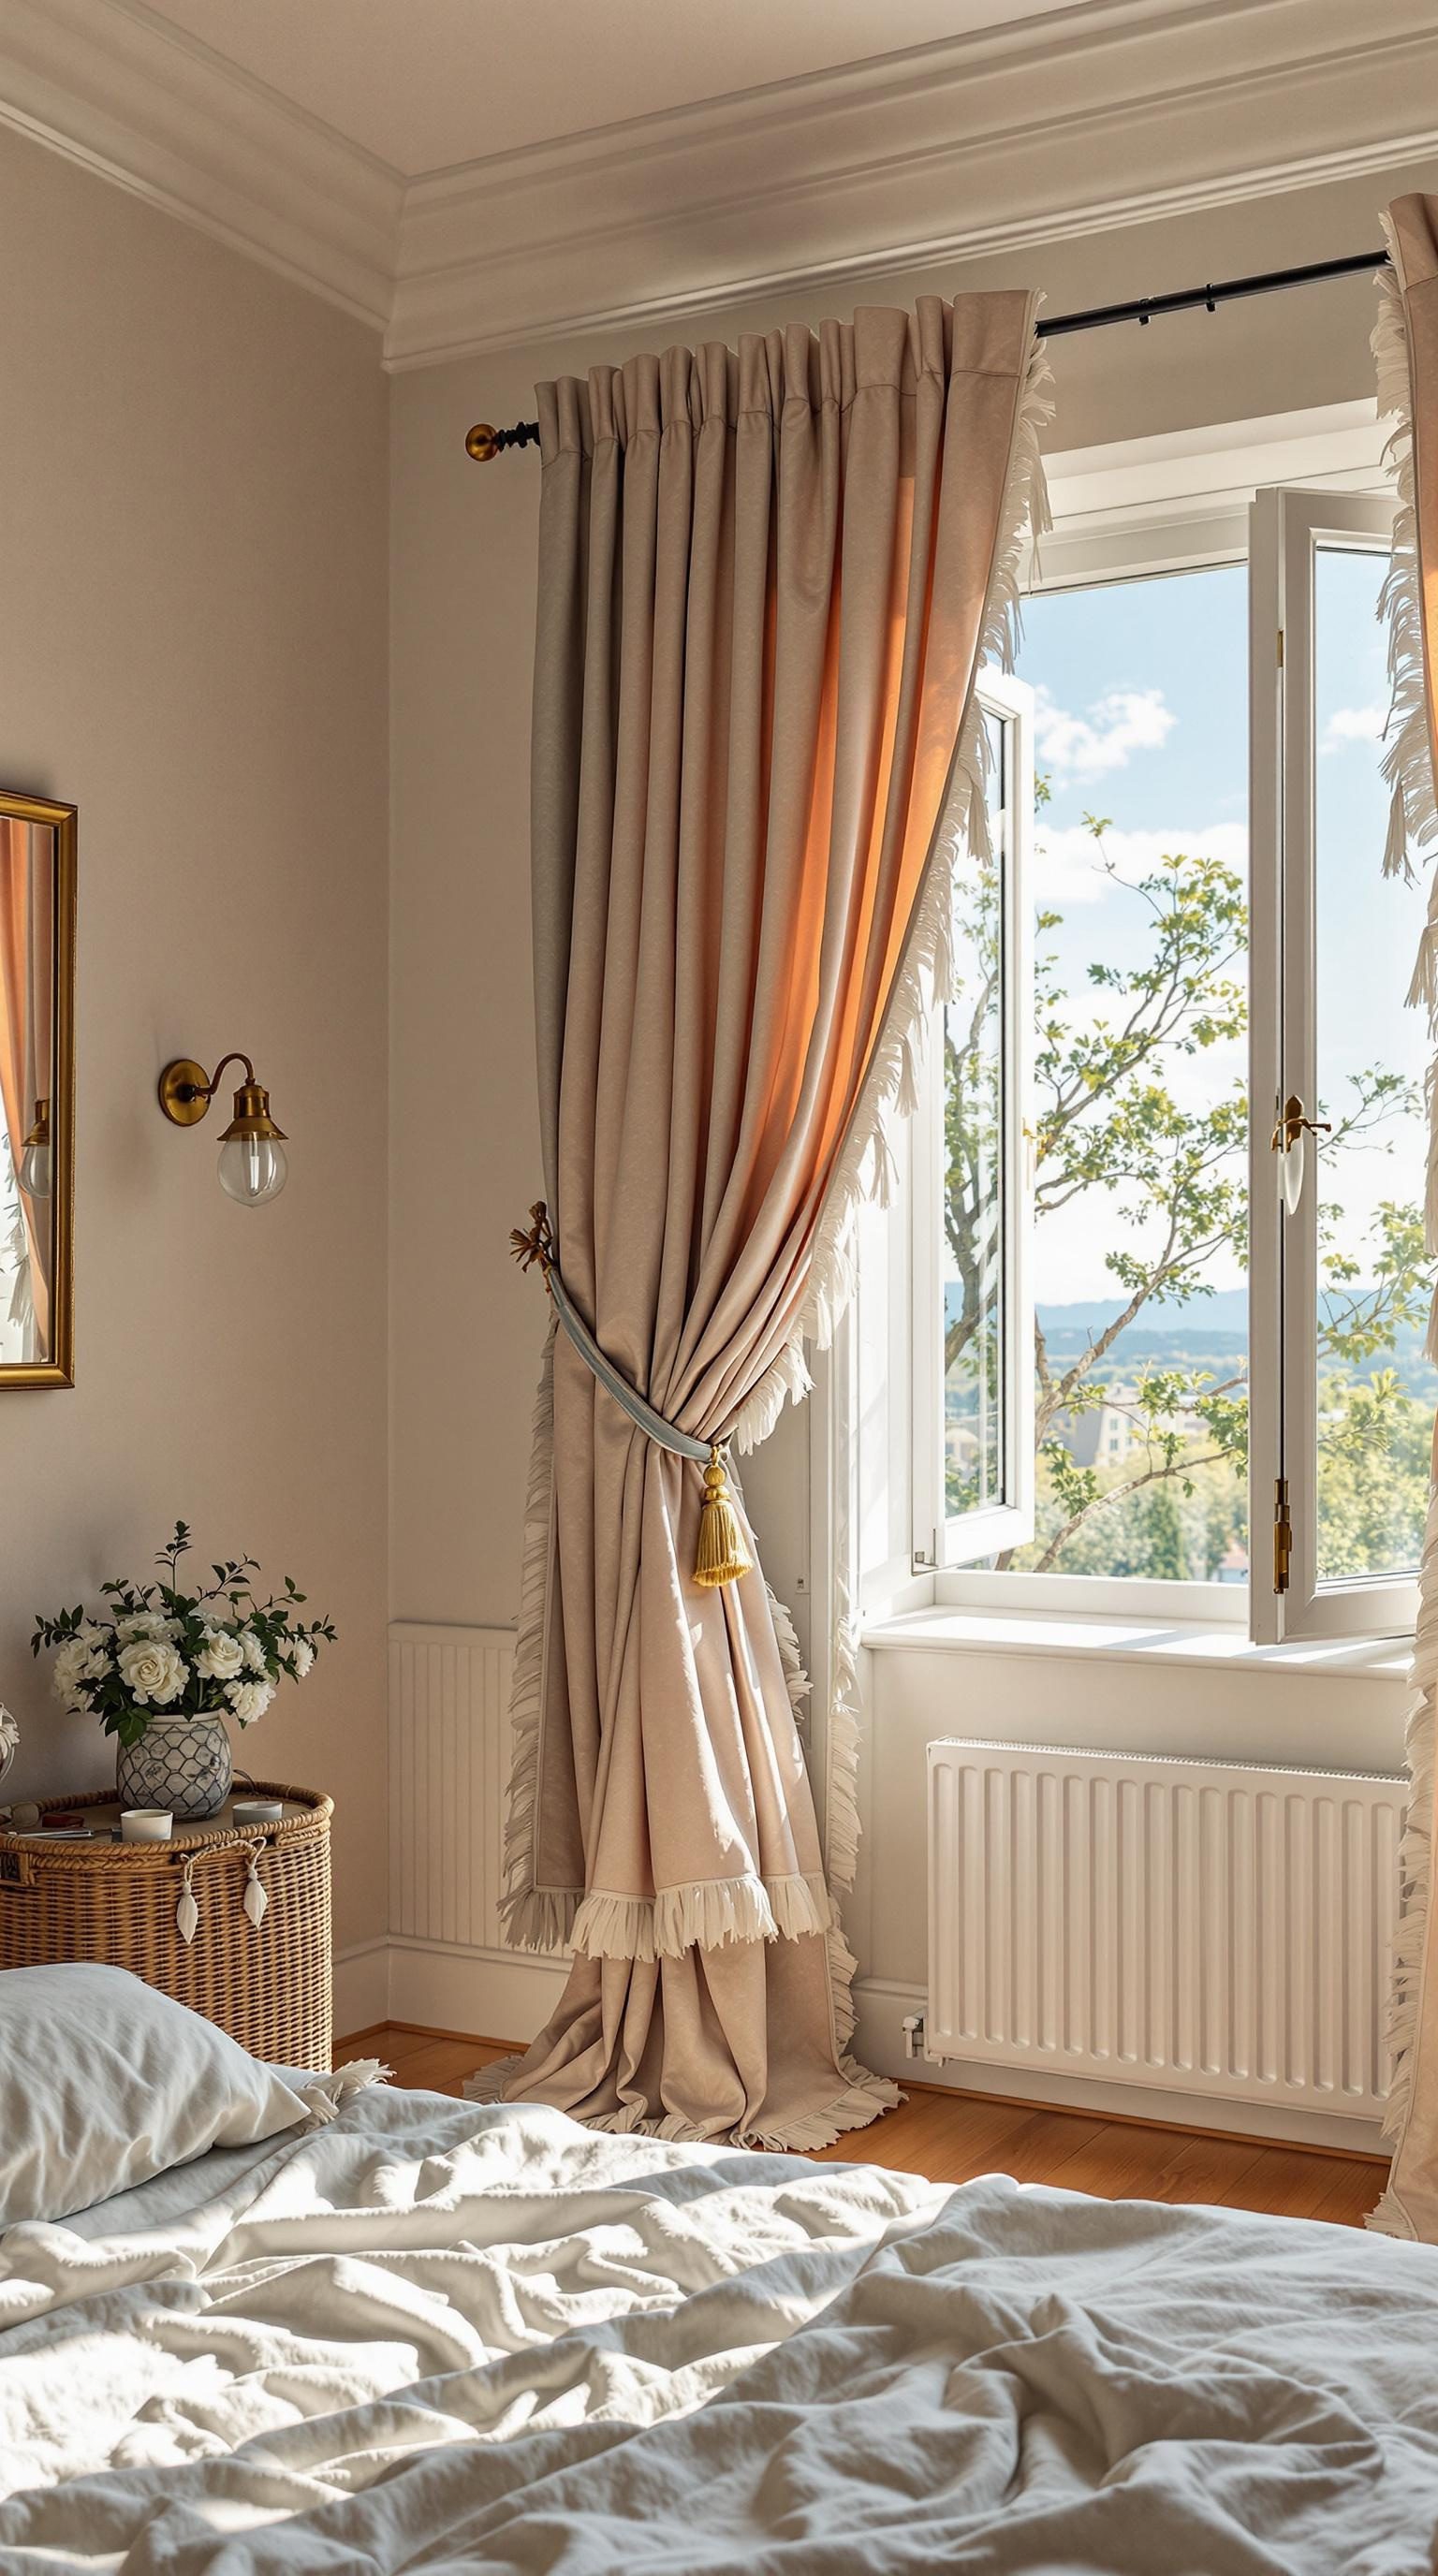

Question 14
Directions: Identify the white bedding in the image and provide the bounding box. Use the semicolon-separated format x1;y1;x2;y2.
3;2083;1437;2571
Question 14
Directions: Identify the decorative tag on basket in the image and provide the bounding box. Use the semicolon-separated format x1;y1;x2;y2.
176;1863;198;1946
243;1853;268;1928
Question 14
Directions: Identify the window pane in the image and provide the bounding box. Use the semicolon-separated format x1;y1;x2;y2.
944;711;1006;1517
1313;543;1432;1583
1005;566;1250;1582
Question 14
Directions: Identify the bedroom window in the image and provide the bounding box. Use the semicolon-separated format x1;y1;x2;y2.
1249;490;1427;1643
903;474;1428;1646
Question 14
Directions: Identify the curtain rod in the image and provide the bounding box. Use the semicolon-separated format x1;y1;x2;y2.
464;247;1389;461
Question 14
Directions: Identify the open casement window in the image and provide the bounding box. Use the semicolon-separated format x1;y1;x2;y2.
866;419;1425;1646
910;669;1035;1569
1250;487;1428;1644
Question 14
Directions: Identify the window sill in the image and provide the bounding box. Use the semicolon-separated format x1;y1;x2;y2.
860;1603;1413;1679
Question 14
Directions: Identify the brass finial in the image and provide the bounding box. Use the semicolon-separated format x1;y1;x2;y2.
509;1201;555;1276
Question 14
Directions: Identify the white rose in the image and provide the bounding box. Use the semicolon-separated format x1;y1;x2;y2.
238;1630;267;1675
52;1634;96;1710
117;1637;185;1706
225;1677;274;1727
194;1628;245;1682
0;1705;19;1771
76;1627;114;1679
118;1610;179;1642
289;1635;315;1678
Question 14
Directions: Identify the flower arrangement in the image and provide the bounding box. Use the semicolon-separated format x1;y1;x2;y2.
0;1703;17;1785
33;1523;336;1748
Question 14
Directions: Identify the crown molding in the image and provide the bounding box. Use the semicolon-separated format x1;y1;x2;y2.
388;0;1438;368
0;0;1434;371
0;0;401;330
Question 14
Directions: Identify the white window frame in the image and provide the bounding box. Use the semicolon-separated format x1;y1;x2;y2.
1249;485;1418;1646
909;669;1034;1570
890;402;1411;1637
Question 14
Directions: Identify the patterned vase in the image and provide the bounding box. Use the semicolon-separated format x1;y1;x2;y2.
115;1713;232;1821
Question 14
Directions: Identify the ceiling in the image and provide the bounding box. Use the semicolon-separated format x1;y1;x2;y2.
133;0;1084;177
2;0;1432;366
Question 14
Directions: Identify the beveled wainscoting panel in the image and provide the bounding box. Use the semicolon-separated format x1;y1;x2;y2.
385;1621;565;2041
389;1622;514;1950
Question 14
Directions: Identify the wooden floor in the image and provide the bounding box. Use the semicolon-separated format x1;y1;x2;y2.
338;2023;1388;2230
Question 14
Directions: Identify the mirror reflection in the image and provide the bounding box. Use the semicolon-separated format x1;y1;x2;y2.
0;794;75;1386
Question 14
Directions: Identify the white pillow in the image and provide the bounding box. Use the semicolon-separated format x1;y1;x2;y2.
0;1963;320;2229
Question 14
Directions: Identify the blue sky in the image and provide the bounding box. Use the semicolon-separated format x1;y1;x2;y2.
1009;555;1425;1313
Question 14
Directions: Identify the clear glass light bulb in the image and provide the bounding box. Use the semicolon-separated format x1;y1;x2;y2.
218;1134;288;1206
18;1140;51;1200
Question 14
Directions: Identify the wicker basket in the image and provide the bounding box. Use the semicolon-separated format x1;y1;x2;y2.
0;1783;332;2069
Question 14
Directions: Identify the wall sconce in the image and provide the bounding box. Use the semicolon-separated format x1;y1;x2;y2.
157;1054;288;1206
19;1099;51;1200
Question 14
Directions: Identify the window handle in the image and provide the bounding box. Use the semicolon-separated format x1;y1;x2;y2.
1269;1092;1330;1215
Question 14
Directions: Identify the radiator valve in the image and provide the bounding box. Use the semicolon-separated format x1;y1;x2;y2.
901;2012;926;2060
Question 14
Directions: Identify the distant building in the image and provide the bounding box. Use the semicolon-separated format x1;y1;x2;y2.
1048;1382;1207;1469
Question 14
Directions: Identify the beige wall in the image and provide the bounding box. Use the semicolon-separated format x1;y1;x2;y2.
0;126;390;1955
389;149;1438;1630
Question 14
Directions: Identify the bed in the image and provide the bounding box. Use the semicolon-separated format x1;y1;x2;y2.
5;2044;1438;2574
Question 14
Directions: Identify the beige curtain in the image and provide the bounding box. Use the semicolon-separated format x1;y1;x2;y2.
500;295;1049;2147
1372;197;1438;2238
0;818;51;1352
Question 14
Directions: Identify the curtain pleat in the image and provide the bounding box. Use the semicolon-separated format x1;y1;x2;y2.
501;293;1049;2147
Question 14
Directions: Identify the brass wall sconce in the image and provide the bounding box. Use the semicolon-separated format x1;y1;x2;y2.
158;1054;288;1206
19;1099;51;1201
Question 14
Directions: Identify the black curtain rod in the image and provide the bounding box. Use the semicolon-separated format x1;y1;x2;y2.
464;247;1390;460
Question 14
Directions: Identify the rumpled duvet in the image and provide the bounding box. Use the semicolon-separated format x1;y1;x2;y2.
2;2085;1437;2572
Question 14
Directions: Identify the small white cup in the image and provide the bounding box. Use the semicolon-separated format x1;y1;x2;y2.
120;1808;173;1843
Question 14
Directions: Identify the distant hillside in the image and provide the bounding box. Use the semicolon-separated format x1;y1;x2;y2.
1035;1289;1248;1336
943;1286;1434;1392
1040;1323;1248;1368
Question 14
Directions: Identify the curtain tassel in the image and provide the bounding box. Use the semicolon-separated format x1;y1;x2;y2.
695;1444;753;1589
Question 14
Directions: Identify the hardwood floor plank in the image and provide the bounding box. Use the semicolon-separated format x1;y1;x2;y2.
1211;2147;1377;2226
337;2027;1387;2227
1043;2125;1271;2208
949;2108;1110;2185
812;2090;1044;2177
342;2034;506;2089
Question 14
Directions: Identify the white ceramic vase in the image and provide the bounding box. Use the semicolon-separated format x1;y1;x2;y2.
115;1712;232;1821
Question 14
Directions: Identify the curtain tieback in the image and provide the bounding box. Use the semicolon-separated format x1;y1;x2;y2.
509;1203;752;1588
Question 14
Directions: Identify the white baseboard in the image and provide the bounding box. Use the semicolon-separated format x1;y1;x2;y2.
333;1936;390;2038
386;1937;566;2045
855;1977;1387;2156
333;1934;565;2046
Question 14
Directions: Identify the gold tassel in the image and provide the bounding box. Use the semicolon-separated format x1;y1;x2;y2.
695;1443;753;1589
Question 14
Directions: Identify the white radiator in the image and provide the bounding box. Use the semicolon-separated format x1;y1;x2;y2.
927;1739;1404;2121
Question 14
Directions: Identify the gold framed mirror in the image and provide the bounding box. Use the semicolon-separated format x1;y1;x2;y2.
0;790;76;1389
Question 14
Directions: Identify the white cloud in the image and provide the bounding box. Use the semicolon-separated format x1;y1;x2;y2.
1034;684;1176;780
1033;821;1247;910
1319;703;1386;754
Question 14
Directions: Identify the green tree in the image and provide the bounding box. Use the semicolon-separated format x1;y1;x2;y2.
1142;1478;1189;1581
943;811;1431;1577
